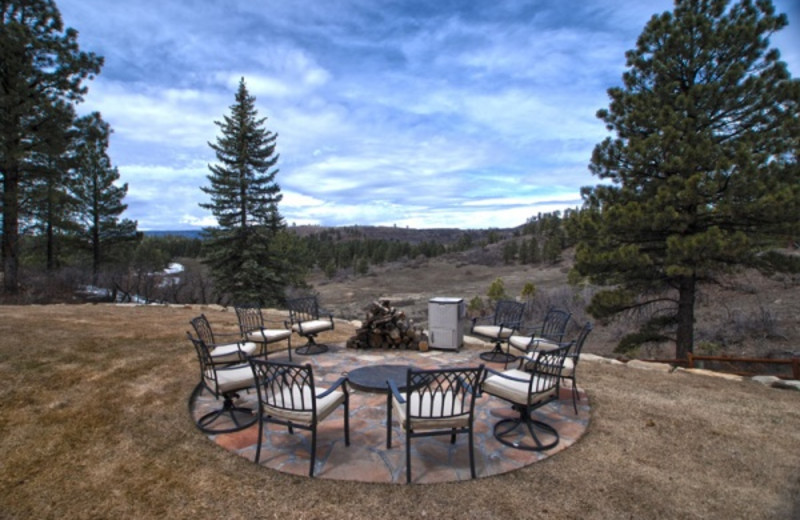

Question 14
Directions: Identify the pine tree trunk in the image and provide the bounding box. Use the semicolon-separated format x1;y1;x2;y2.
2;163;20;293
675;275;696;360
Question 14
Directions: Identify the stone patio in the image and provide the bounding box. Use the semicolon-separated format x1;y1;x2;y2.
192;343;590;484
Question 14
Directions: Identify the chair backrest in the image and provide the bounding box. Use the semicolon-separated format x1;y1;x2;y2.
190;314;216;346
520;344;571;398
539;307;572;342
493;300;525;329
287;296;321;324
250;359;317;414
403;366;484;420
235;303;264;336
570;322;593;362
187;332;218;391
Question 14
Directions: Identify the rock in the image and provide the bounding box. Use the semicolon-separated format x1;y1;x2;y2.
675;368;745;381
751;375;782;386
581;353;625;365
627;359;673;372
771;380;800;392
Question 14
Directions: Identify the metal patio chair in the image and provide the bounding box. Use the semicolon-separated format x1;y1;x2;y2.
285;296;335;355
471;299;525;364
249;359;349;477
386;365;485;483
481;344;570;451
234;303;293;361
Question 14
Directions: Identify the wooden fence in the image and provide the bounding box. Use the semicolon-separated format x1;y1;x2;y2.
644;353;800;380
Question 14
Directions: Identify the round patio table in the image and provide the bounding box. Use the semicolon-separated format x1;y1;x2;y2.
346;364;415;393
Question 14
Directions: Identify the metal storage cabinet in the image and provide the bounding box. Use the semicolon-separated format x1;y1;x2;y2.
428;297;465;350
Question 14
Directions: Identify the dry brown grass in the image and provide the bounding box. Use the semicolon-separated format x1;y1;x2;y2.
1;303;798;519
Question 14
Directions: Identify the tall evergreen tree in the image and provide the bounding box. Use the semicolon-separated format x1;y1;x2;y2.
1;0;102;292
70;112;138;283
570;0;800;360
200;78;289;305
22;102;79;271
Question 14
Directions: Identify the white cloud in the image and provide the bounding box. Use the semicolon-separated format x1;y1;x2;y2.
55;0;800;232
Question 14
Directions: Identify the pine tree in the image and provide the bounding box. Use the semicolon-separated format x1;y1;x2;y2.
22;102;80;271
571;0;800;360
1;0;102;292
200;78;290;305
71;112;138;283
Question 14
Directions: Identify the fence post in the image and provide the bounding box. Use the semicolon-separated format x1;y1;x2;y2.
792;357;799;380
687;352;694;370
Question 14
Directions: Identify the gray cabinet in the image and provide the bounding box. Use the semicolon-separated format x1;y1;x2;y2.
428;297;465;350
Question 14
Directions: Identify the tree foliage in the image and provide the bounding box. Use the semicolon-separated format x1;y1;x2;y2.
1;0;102;292
70;112;138;282
200;78;292;305
570;0;800;359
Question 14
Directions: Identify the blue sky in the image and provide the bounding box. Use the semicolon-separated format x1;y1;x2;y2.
55;0;800;231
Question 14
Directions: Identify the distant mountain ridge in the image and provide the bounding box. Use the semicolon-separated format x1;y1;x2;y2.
145;225;522;245
144;230;204;239
287;224;520;245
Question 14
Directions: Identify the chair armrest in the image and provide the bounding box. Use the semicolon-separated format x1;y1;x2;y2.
471;314;496;326
387;379;405;404
317;376;348;398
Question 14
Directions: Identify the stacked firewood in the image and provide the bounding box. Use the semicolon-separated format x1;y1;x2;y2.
346;300;427;350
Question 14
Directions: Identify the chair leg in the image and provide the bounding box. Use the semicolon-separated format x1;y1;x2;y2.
563;375;579;414
196;393;257;434
479;341;516;364
492;406;559;451
386;393;393;449
571;383;579;415
343;396;350;446
295;334;329;355
468;425;476;479
309;426;317;477
405;426;412;484
254;411;264;463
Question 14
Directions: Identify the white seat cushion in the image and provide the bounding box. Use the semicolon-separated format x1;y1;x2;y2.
211;364;255;394
245;328;292;343
210;341;258;363
292;319;333;335
263;385;345;426
392;391;470;430
508;335;558;352
472;325;513;340
482;369;557;405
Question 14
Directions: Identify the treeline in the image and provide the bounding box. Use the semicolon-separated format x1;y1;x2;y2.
10;208;574;305
503;210;577;265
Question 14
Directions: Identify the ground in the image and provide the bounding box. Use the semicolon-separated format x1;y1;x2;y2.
1;300;798;519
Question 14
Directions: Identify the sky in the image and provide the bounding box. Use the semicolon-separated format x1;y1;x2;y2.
55;0;800;231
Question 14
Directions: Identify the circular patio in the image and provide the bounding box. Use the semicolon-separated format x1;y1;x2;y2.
191;343;590;484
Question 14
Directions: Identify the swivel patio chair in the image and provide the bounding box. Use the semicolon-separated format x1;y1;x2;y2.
187;332;257;434
249;359;349;477
234;303;293;361
471;299;525;364
508;306;572;358
517;321;593;414
481;344;570;451
285;296;335;355
190;313;258;365
386;365;485;483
